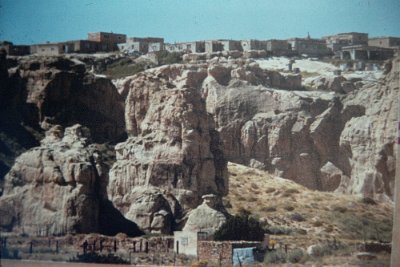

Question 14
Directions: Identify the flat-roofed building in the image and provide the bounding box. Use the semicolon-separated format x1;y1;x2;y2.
241;40;268;51
323;32;368;52
287;36;330;57
0;41;30;56
30;43;68;56
87;32;126;51
368;36;400;50
118;37;164;54
266;39;293;56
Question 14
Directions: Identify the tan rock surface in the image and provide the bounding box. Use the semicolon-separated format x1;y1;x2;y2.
0;125;105;235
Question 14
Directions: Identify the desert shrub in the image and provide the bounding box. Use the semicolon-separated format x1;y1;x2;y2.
222;198;232;209
312;220;323;227
361;197;377;205
261;206;277;212
237;196;246;201
156;51;182;65
284;205;295;211
309;244;333;258
282;188;300;197
267;226;293;235
290;212;306;222
332;205;347;213
103;61;146;79
287;248;305;263
190;260;208;267
265;187;276;193
250;182;259;189
248;196;258;202
264;250;286;264
285;188;300;194
69;252;128;264
214;214;264;241
294;228;307;235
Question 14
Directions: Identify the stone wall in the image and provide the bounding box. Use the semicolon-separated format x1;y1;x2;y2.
197;241;261;265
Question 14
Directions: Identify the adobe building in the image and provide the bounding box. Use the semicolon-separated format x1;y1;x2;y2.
165;41;205;53
323;32;368;52
197;240;262;265
30;42;69;56
287;36;330;57
368;36;400;50
205;40;223;53
219;40;242;51
87;32;126;51
339;45;394;60
266;39;293;56
241;40;268;51
148;42;164;52
0;41;30;56
63;40;101;53
118;37;164;54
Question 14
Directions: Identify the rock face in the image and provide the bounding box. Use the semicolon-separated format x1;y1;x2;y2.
111;57;397;199
337;57;399;199
1;54;397;237
107;64;229;234
17;57;125;142
183;194;227;235
0;57;125;183
0;124;144;236
0;125;103;235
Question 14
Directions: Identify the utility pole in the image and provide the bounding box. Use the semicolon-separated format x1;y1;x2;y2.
391;58;400;267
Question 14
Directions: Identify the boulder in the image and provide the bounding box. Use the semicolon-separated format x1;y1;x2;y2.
0;125;105;235
183;194;227;235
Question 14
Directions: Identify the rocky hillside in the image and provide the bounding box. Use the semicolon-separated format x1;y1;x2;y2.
115;56;397;200
0;53;397;237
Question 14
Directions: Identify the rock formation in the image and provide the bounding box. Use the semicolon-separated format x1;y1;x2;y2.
0;125;103;235
107;64;229;234
0;54;397;237
183;194;227;235
112;57;397;199
337;57;399;199
0;56;125;191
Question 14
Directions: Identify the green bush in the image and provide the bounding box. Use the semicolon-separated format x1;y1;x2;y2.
262;206;277;212
309;244;332;258
266;226;293;235
155;51;182;65
290;212;306;222
214;214;264;241
287;248;305;263
264;250;286;264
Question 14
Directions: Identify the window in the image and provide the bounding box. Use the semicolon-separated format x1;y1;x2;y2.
51;48;54;51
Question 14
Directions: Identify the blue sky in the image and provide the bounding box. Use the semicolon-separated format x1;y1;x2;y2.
1;0;399;44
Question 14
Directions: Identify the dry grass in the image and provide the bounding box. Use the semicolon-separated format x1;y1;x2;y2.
225;162;394;250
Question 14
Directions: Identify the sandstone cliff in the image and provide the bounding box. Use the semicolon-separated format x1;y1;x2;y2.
107;64;229;234
0;56;125;185
0;124;143;236
113;57;397;200
0;55;397;237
